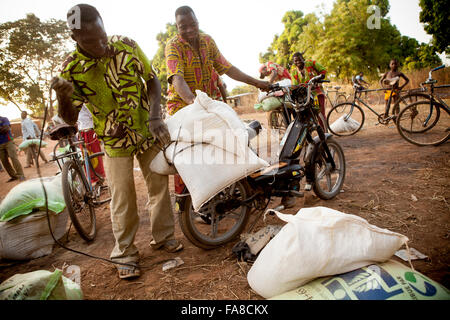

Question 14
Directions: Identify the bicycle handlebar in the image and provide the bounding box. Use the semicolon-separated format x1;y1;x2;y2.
427;64;446;83
432;65;445;72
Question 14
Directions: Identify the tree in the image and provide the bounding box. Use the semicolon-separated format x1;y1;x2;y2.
419;0;449;54
259;11;310;67
0;14;71;119
151;23;178;104
262;0;441;82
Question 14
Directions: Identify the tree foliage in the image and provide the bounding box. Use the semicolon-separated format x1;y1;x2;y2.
260;0;442;82
419;0;449;54
151;23;178;103
0;14;71;118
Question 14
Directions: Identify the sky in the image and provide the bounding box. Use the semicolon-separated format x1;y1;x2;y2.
0;0;443;120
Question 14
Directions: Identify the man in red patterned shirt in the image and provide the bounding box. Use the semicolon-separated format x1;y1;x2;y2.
165;6;270;208
165;6;269;115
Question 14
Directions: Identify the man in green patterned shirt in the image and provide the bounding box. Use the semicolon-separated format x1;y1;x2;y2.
51;4;182;280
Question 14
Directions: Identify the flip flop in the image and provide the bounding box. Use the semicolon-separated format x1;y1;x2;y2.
116;264;140;279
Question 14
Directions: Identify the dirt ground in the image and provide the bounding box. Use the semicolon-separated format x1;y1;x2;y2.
0;104;449;300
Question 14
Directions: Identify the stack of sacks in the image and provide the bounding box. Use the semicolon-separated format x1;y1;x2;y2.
150;90;269;211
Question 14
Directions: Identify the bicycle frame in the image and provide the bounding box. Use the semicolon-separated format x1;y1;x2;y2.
52;135;105;197
345;88;396;122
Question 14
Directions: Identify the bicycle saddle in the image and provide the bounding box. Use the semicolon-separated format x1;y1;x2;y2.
49;123;78;140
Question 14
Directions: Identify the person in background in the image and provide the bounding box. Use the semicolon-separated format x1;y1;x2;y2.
51;3;182;280
379;59;410;118
259;61;291;84
354;72;369;89
290;52;327;123
165;5;270;211
211;69;228;103
77;105;106;185
20;111;48;168
0;115;25;182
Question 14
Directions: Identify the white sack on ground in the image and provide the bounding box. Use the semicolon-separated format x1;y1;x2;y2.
247;206;409;299
150;91;268;211
330;115;361;134
0;209;68;261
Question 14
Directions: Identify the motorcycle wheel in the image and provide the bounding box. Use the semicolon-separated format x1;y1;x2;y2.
179;179;251;250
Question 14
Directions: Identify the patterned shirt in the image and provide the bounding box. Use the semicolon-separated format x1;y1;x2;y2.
60;35;156;157
165;33;232;115
263;61;291;82
290;60;327;95
0;117;13;145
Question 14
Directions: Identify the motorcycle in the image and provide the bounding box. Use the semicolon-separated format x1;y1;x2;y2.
177;74;346;249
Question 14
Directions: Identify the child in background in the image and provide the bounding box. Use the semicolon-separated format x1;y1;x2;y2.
379;59;410;118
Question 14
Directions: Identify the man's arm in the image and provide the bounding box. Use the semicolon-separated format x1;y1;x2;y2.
147;76;171;146
0;124;10;134
268;70;278;84
379;73;387;88
51;77;80;125
218;82;227;103
399;72;410;90
225;66;269;91
171;75;196;105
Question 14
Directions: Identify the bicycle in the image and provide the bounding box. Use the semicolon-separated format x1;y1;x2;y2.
323;85;348;108
178;74;346;249
49;124;111;241
396;65;450;146
326;77;425;136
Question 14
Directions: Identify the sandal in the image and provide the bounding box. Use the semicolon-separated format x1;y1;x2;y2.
151;239;184;253
116;264;140;279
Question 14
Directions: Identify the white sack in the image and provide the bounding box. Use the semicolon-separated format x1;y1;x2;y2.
171;142;265;211
247;207;409;299
330;115;361;134
0;209;68;261
258;79;292;102
164;90;249;157
151;91;268;210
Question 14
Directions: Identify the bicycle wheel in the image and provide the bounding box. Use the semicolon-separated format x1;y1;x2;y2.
335;94;347;106
327;103;365;136
392;92;431;116
396;101;449;146
62;159;96;241
312;137;346;200
267;109;289;130
179;179;251;249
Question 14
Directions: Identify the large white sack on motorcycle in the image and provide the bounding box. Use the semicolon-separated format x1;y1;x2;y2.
247;207;409;299
330;115;361;133
150;141;191;176
164;90;249;157
170;142;266;211
150;91;268;210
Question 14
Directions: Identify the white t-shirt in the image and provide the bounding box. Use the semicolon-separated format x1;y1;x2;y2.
77;105;94;131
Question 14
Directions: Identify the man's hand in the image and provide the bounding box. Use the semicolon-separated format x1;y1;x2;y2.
149;119;171;148
255;80;270;92
51;77;74;99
